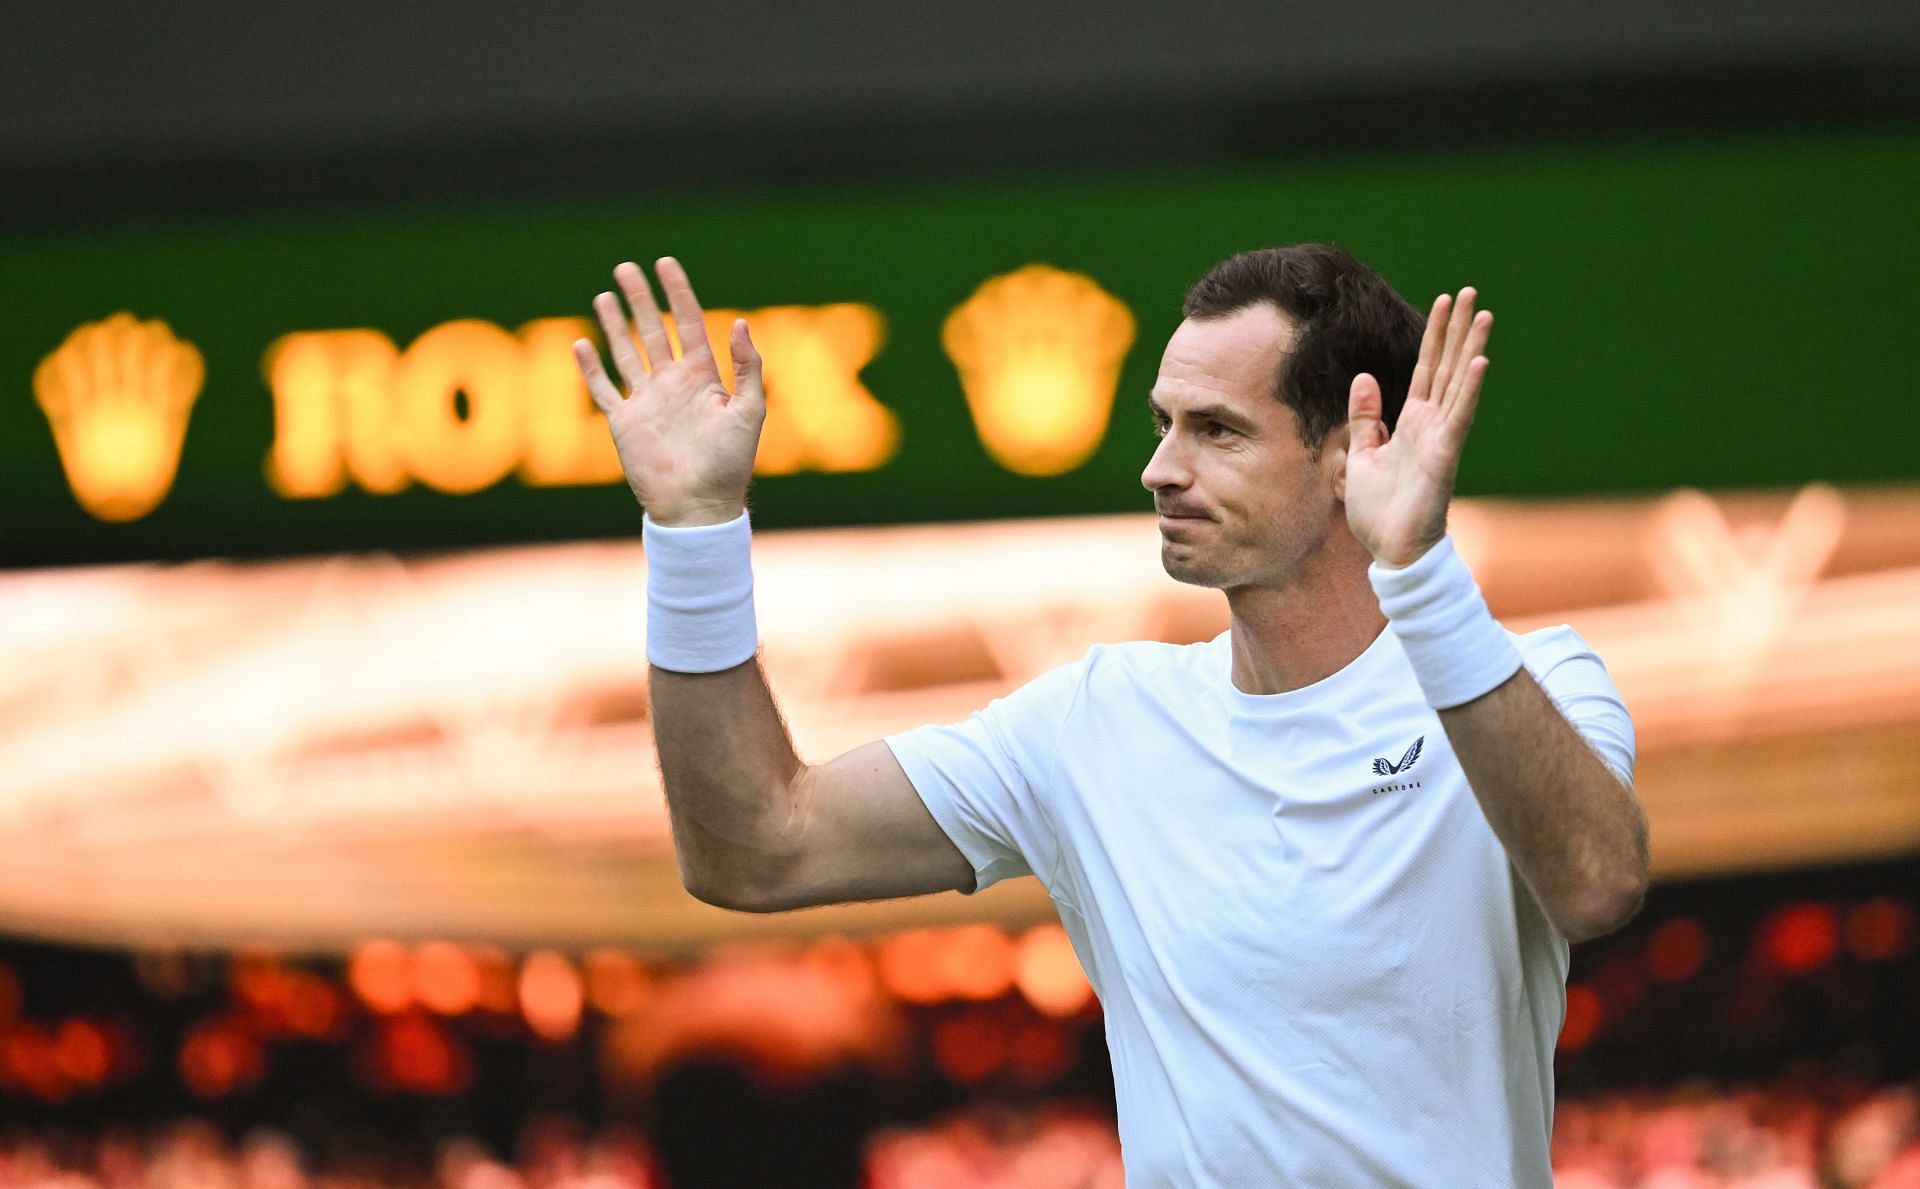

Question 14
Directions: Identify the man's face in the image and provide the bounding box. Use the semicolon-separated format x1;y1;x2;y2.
1140;305;1342;591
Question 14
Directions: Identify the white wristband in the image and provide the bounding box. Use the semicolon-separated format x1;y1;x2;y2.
643;511;760;673
1369;535;1523;710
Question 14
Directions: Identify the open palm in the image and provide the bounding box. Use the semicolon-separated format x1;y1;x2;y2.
1345;288;1492;568
572;257;766;526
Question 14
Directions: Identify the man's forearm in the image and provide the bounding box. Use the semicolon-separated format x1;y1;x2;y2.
1438;670;1649;943
650;657;807;908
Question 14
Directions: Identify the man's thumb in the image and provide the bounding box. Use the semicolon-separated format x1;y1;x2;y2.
1348;373;1388;451
728;319;763;402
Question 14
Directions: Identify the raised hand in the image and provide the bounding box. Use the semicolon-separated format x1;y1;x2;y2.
1344;288;1492;568
572;258;766;527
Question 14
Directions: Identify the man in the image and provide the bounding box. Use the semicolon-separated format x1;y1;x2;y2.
571;244;1648;1187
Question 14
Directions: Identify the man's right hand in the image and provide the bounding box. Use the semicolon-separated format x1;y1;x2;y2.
572;257;764;527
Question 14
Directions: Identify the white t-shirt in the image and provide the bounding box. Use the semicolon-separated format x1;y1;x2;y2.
885;623;1634;1188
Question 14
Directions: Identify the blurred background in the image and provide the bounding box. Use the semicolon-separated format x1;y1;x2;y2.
4;2;1920;1185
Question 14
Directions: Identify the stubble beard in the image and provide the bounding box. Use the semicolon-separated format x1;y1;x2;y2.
1159;540;1234;590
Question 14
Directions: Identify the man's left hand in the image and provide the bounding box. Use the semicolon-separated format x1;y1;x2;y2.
1344;288;1492;569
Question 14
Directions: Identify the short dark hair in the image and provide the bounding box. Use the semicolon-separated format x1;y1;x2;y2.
1182;244;1425;453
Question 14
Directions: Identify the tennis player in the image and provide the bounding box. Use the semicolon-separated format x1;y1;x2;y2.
573;244;1648;1187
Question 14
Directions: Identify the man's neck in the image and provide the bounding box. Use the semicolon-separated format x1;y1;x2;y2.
1224;542;1388;696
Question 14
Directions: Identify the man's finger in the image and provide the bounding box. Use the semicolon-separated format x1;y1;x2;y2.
1435;287;1476;394
593;291;646;393
1442;311;1493;412
573;339;625;416
614;261;675;370
1410;294;1449;403
656;256;714;363
1446;356;1489;440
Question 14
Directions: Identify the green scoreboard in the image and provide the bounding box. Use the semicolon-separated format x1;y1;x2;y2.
5;129;1916;567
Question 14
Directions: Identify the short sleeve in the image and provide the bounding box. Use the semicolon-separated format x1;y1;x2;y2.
883;657;1088;894
1516;625;1637;785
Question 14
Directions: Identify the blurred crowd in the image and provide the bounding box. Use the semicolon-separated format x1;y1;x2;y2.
2;860;1916;1187
1552;1080;1920;1187
3;1079;1919;1188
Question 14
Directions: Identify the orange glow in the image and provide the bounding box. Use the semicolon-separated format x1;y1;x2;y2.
878;929;949;1005
1762;904;1840;973
740;304;896;475
1014;926;1094;1018
1558;985;1604;1051
413;942;481;1016
263;328;406;497
2;486;1919;952
53;1019;110;1087
1647;917;1708;982
519;950;584;1041
930;1010;1008;1085
937;924;1017;1001
32;313;205;521
518;316;624;486
229;948;294;1017
1844;899;1915;962
264;303;891;503
285;975;344;1038
600;952;893;1088
6;1024;66;1102
179;1022;263;1099
394;320;525;494
583;949;652;1017
348;939;413;1014
942;265;1135;475
803;936;879;1006
471;945;519;1013
375;1014;471;1096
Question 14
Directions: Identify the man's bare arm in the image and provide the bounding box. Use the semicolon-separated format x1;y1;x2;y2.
574;257;973;911
1439;669;1648;943
650;660;973;911
1345;288;1650;943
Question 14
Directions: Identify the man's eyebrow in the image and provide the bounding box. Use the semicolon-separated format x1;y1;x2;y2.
1147;396;1256;429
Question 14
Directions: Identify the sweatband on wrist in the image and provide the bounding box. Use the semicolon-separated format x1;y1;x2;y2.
1369;535;1523;710
642;511;759;673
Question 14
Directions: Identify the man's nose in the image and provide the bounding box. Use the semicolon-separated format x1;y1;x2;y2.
1140;433;1189;493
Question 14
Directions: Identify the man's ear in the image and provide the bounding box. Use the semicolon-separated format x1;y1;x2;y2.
1323;424;1352;502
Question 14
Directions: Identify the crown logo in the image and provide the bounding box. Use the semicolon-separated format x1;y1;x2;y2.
941;265;1136;476
33;313;206;522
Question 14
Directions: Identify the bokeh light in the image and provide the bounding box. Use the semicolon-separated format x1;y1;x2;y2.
1761;904;1840;974
1014;926;1094;1018
519;950;584;1041
583;948;651;1017
1558;985;1604;1052
413;942;481;1016
879;929;947;1005
348;939;413;1014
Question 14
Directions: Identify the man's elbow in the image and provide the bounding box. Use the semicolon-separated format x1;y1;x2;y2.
1560;872;1650;944
678;857;803;914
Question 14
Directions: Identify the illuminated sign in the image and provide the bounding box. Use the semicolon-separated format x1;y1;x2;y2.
5;129;1916;566
944;265;1136;476
258;302;907;500
32;314;206;522
31;268;1140;522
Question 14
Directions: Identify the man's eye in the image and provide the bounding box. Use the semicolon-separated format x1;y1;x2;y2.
1206;422;1234;439
1151;418;1169;437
